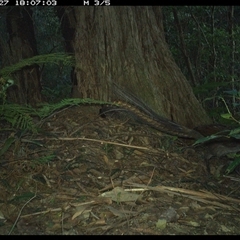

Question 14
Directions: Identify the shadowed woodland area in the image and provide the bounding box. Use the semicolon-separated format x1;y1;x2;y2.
0;6;240;235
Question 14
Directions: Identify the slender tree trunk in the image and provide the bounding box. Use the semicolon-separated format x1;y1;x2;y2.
172;7;197;87
228;6;235;111
56;6;78;96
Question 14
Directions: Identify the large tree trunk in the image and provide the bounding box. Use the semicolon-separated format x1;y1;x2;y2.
66;6;211;128
0;7;42;105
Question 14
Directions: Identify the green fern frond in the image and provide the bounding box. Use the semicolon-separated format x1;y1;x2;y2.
0;53;75;78
0;98;112;133
1;104;38;133
37;98;112;118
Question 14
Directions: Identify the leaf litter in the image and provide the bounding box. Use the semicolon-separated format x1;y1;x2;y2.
0;105;240;235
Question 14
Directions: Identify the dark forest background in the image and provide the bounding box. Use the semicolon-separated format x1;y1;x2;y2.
0;6;239;124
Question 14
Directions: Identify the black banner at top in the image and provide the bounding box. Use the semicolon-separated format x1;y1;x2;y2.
4;0;165;6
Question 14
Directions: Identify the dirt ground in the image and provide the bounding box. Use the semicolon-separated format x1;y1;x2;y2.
0;105;240;235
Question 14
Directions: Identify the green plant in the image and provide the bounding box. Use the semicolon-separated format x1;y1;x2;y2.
0;53;75;78
0;77;14;104
194;92;240;175
1;104;39;132
0;98;114;157
0;52;78;157
1;99;113;131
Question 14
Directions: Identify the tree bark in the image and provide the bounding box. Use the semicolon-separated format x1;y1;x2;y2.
0;7;42;105
66;6;211;128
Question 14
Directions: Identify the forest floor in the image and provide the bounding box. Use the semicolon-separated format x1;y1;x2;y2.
0;105;240;235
